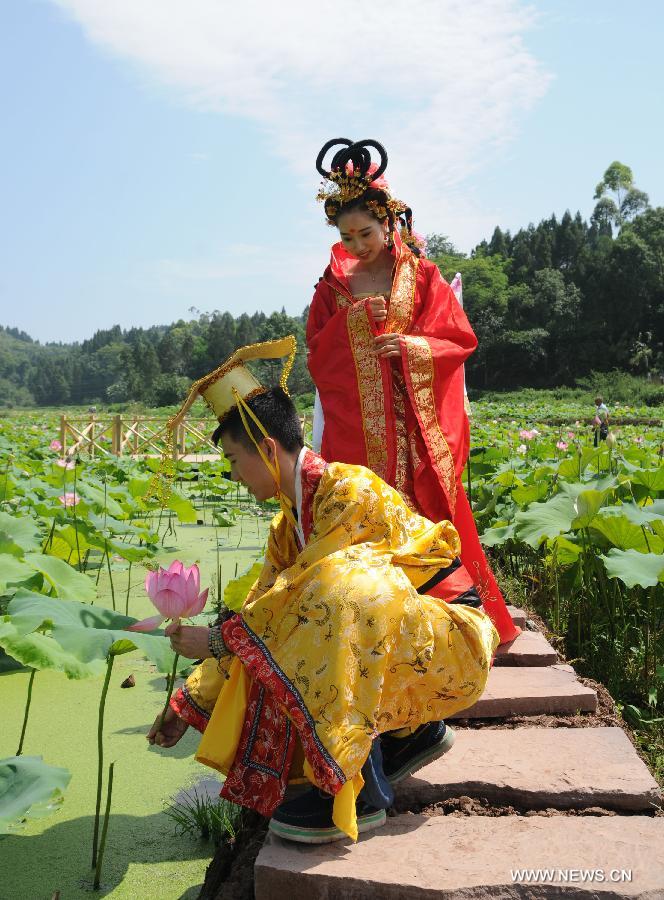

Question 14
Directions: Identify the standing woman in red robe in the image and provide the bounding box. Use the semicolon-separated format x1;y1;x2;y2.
306;138;518;645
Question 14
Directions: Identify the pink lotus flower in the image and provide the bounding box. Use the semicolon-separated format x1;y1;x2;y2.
127;560;209;631
556;441;568;450
56;458;75;469
634;436;644;444
519;429;534;441
58;492;79;507
50;439;62;451
567;431;575;439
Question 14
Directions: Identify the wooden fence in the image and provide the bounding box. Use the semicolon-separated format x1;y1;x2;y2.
59;412;311;461
59;415;221;461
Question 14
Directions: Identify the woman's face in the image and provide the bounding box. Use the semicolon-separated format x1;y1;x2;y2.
337;210;387;263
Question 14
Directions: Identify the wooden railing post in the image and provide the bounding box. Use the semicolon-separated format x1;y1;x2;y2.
133;418;139;456
112;415;122;455
60;415;67;456
89;415;96;458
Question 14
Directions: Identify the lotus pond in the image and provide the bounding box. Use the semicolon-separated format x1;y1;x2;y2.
0;397;662;896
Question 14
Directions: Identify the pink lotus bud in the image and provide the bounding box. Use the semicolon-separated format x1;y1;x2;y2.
606;432;616;448
128;560;209;631
58;492;79;507
50;439;63;451
556;441;568;450
56;458;75;469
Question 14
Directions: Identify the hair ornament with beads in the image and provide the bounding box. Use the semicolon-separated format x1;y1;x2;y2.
315;138;388;217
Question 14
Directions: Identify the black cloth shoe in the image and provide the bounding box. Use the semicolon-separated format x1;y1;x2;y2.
268;787;386;844
381;721;455;785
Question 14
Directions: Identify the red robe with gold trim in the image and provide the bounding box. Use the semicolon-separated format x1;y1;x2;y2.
306;232;518;644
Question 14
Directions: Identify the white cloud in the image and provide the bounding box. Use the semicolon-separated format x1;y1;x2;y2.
52;0;551;248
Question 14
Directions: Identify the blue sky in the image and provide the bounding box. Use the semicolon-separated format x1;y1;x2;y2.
2;0;662;343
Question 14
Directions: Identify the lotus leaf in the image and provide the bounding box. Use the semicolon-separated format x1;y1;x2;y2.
514;493;576;547
600;549;664;588
224;560;263;611
22;552;96;603
0;512;42;556
7;592;190;672
0;756;71;834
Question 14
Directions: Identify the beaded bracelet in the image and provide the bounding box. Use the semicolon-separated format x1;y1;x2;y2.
208;623;231;661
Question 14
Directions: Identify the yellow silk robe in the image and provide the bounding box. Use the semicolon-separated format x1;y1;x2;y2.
174;460;498;839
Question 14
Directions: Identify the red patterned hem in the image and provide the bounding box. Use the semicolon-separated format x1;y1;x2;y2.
222;615;345;797
170;685;209;734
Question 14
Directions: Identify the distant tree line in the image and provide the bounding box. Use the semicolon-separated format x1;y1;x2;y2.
0;310;314;407
0;162;661;407
432;162;663;390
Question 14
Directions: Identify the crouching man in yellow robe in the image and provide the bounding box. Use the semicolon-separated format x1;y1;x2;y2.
148;336;499;844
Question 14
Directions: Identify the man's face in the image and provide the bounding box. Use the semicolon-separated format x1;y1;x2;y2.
220;433;278;502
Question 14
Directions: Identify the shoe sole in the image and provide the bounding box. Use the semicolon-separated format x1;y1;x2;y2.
387;726;456;785
268;808;386;844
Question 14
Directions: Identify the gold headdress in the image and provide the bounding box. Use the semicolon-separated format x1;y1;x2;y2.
150;336;298;527
169;335;296;429
315;138;390;225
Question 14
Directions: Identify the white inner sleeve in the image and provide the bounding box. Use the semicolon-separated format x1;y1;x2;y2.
294;446;307;548
312;389;325;453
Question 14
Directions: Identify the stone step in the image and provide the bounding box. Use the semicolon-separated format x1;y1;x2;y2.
493;629;559;667
450;664;597;719
507;604;527;628
255;815;664;899
395;727;662;812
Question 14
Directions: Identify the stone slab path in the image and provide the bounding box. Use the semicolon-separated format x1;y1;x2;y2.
394;726;662;812
493;629;558;666
506;605;527;628
257;817;664;899
254;606;663;899
449;663;597;718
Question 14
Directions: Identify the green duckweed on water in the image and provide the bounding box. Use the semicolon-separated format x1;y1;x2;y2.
1;518;268;899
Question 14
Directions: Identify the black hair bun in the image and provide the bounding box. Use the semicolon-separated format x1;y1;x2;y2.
316;138;388;184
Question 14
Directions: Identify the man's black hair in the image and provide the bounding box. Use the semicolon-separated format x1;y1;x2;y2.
212;386;304;453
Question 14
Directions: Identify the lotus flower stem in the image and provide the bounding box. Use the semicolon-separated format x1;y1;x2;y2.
125;561;132;616
216;529;222;604
16;668;36;755
73;465;83;572
92;653;114;868
1;454;11;502
159;649;180;732
43;518;56;552
93;761;115;890
105;542;116;611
